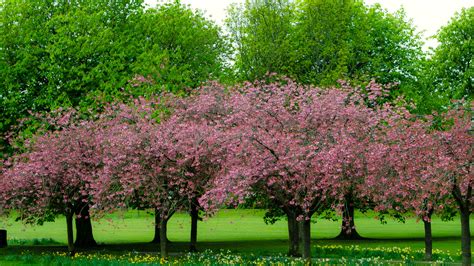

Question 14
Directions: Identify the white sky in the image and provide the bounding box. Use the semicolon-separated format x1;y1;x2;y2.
145;0;474;50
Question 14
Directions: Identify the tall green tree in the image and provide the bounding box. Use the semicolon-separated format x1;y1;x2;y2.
416;7;473;113
131;1;227;95
0;0;227;158
226;0;424;89
293;0;424;87
0;0;146;157
226;0;295;82
0;0;55;156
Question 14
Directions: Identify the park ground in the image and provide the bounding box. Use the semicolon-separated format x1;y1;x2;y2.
0;209;472;265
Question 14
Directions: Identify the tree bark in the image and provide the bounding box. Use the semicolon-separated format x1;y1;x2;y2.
151;209;171;244
160;217;169;258
189;198;199;252
301;218;312;262
74;205;97;247
298;219;304;255
0;230;7;248
423;217;432;261
287;211;300;257
66;212;75;256
336;195;363;240
460;207;471;266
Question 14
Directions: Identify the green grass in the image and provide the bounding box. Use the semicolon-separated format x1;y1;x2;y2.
0;209;472;263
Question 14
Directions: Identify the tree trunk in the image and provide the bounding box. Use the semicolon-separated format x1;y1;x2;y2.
336;195;362;240
460;207;471;266
66;212;75;256
189;199;199;252
151;209;171;243
298;219;304;255
0;230;7;248
423;217;432;261
301;218;312;261
74;205;97;247
287;212;300;257
160;217;169;258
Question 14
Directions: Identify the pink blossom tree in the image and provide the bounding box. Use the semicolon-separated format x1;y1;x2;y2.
366;104;472;263
201;79;390;259
327;81;396;240
366;111;451;261
93;88;227;257
158;85;230;252
434;106;472;265
90;98;177;257
1;117;101;255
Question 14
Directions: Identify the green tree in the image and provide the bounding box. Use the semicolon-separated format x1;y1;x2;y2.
0;0;54;157
0;0;145;157
293;0;424;87
130;1;228;95
0;0;227;157
291;0;358;85
226;0;424;89
416;7;473;113
226;0;295;82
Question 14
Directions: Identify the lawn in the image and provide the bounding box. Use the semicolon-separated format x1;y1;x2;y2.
0;209;472;264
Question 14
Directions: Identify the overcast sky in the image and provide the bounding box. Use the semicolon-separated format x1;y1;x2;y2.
145;0;473;50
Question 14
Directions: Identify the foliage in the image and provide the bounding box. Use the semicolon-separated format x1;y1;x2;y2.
201;80;396;220
0;0;227;158
0;117;100;225
226;0;296;82
416;7;473;113
226;0;424;89
130;2;228;96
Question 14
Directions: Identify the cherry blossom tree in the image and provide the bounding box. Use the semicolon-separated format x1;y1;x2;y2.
434;106;472;266
201;79;391;259
1;117;101;255
90;99;176;256
159;85;229;252
366;112;450;261
366;103;472;263
93;88;227;257
329;81;396;240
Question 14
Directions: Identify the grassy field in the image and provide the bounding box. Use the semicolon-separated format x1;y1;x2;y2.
0;209;472;264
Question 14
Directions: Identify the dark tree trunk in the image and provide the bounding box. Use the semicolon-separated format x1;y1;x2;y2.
301;218;312;261
151;209;171;244
423;216;433;261
74;205;97;247
160;217;169;258
189;198;199;252
298;219;304;255
287;211;301;257
0;230;7;248
460;207;471;266
336;195;363;240
66;212;75;256
453;184;471;266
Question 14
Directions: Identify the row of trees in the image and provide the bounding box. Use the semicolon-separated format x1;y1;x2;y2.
1;0;473;158
1;80;471;264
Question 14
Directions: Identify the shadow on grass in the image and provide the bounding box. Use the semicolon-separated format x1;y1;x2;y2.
0;239;288;256
327;235;462;241
0;236;461;255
